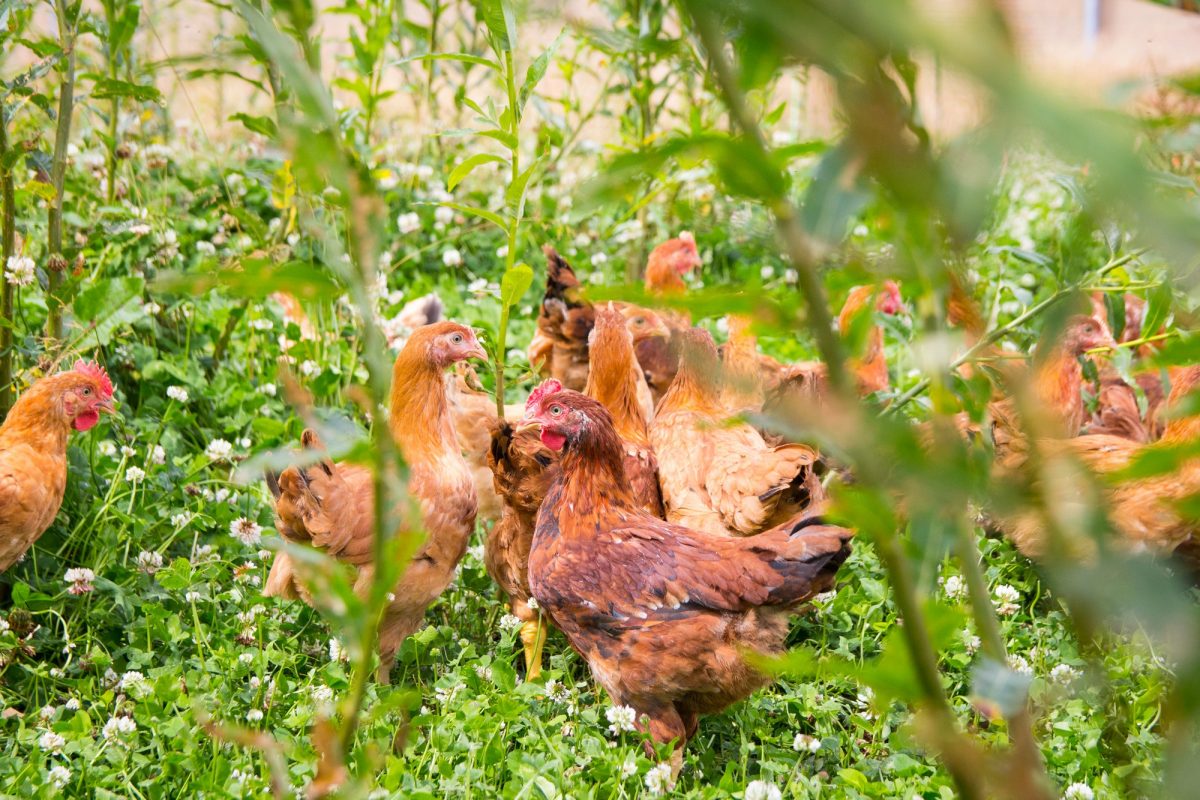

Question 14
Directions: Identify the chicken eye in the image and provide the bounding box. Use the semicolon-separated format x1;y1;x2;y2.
634;318;645;326
81;387;91;396
451;333;464;345
549;405;563;416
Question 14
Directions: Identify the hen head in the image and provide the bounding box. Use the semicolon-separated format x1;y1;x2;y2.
405;321;487;367
618;304;671;342
523;382;614;453
55;360;116;432
646;234;702;291
1059;314;1116;357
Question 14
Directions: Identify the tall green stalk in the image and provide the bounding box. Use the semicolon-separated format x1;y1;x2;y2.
0;111;15;415
46;0;78;344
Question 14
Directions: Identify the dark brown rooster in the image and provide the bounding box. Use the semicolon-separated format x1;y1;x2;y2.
524;387;853;773
528;246;594;391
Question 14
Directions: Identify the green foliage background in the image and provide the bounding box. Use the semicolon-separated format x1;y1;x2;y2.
1;0;1199;797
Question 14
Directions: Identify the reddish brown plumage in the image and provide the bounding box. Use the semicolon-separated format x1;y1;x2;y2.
999;365;1200;560
652;329;823;536
525;389;853;763
264;321;485;681
528;247;595;391
585;306;665;517
0;363;116;571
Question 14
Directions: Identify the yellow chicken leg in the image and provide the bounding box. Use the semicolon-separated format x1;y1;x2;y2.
519;617;546;679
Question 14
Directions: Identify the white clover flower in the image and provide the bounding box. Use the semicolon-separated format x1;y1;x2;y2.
499;614;523;634
120;670;150;698
4;255;36;287
147;445;165;466
590;252;608;267
329;638;348;663
238;652;255;664
993;584;1021;616
37;734;64;753
195;240;217;256
48;764;70;788
237;437;252;449
783;268;799;284
39;705;56;721
125;466;146;483
64;698;80;711
184;591;201;603
745;780;782;800
97;441;117;457
397;212;420;234
962;629;982;654
644;762;675;796
760;265;775;280
170;513;190;529
434;206;454;226
102;716;136;741
467;277;489;293
246;709;264;722
259;383;277;397
1009;654;1033;676
64;568;95;595
0;618;8;635
121;445;137;458
474;664;493;681
527;597;539;611
434;681;463;705
442;248;463;267
605;704;637;735
230;518;263;546
311;685;335;713
1050;664;1081;684
166;386;189;403
205;439;234;461
793;733;821;753
249;317;273;331
143;301;162;315
620;754;638;779
1063;783;1094;800
496;245;509;259
940;574;967;601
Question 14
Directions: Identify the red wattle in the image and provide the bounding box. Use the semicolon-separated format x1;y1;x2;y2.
73;411;100;431
540;429;567;451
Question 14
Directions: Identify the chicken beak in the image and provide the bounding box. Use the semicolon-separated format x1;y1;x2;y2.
98;397;117;415
466;340;488;362
514;419;541;434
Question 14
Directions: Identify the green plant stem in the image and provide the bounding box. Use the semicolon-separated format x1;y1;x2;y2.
0;112;16;416
493;48;521;418
46;0;77;345
874;531;983;800
885;248;1145;416
688;5;848;394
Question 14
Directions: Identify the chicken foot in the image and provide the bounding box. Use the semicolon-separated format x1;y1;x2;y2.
519;617;547;679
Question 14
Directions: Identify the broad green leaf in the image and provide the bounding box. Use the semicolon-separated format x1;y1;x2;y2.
505;158;539;216
393;52;501;72
447;152;506;191
154;259;341;301
518;31;563;114
477;0;516;52
439;201;509;230
91;77;162;103
478;128;518;150
230;112;278;138
74;276;146;347
500;263;533;308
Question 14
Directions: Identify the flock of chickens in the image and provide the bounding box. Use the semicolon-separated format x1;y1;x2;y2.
1;232;1197;773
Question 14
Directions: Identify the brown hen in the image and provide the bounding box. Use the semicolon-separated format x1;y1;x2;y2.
264;321;486;681
999;366;1200;560
528;246;594;391
525;388;853;772
585;305;665;517
1;362;115;571
651;328;823;536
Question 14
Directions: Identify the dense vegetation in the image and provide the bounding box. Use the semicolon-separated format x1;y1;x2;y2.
1;0;1198;797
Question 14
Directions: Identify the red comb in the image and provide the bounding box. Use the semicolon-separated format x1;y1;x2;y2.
73;360;113;399
526;379;563;413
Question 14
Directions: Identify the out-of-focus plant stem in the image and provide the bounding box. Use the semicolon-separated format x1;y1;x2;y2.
885;248;1146;416
953;520;1052;797
46;0;77;344
687;5;848;394
0;112;14;415
494;48;520;418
